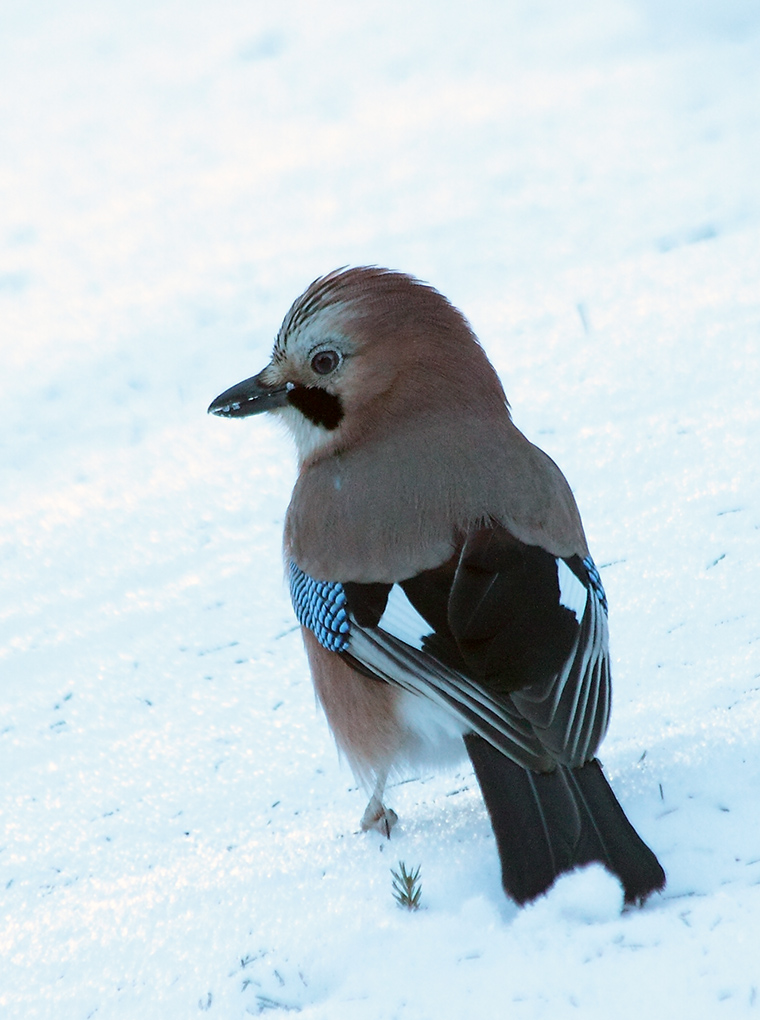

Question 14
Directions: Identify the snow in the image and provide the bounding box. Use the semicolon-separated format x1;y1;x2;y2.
1;0;759;1016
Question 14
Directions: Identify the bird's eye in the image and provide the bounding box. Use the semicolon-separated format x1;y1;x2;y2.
311;350;340;376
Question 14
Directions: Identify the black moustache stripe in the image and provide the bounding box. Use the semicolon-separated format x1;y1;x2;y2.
287;386;344;430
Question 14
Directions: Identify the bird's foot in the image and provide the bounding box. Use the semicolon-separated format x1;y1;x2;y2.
360;795;398;838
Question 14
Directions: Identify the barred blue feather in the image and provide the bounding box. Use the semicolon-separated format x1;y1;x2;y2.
289;561;350;652
582;556;608;614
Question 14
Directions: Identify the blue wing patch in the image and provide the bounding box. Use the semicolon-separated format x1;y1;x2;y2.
289;561;350;652
582;556;608;615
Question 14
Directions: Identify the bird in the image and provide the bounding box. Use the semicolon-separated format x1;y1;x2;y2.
208;266;666;906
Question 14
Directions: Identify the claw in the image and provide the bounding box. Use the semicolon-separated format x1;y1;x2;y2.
361;793;398;838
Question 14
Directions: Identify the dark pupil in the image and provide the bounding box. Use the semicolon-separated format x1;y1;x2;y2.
312;351;338;375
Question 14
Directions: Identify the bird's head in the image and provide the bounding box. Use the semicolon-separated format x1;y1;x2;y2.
208;266;506;463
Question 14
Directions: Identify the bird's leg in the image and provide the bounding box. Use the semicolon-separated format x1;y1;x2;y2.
360;774;398;838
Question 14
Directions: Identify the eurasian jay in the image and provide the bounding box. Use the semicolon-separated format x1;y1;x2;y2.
208;267;666;906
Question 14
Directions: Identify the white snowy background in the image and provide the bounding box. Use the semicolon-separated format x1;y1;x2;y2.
2;0;759;1016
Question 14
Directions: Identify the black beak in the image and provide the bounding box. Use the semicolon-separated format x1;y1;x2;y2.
207;372;291;418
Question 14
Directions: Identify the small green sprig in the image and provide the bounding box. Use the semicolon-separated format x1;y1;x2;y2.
391;861;422;911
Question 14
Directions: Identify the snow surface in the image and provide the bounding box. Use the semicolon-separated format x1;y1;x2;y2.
2;0;760;1016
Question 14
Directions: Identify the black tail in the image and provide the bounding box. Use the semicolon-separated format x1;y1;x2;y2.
464;734;666;906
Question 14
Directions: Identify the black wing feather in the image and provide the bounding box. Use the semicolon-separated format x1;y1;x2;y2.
328;522;663;904
447;527;583;692
340;522;611;770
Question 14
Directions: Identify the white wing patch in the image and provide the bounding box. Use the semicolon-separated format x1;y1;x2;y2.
556;559;588;622
377;585;434;650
